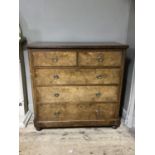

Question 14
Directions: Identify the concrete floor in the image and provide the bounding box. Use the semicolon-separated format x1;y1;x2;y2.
19;122;134;155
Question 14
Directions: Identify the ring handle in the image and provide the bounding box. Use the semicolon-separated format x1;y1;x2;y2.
54;111;61;117
51;57;58;62
54;93;60;97
96;56;104;62
96;92;101;97
96;75;104;79
53;75;59;79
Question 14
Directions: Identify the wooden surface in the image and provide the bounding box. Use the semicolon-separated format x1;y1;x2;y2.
28;42;127;129
32;50;76;66
28;42;129;49
36;86;119;103
37;103;115;121
34;68;120;85
78;51;122;66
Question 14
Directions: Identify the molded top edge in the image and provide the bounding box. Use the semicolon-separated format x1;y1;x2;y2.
27;42;129;49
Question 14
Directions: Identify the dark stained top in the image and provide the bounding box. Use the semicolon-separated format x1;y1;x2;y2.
27;42;129;49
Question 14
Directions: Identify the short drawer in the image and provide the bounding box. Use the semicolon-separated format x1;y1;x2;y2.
32;50;77;66
37;103;115;121
34;68;121;85
36;86;119;103
78;50;122;66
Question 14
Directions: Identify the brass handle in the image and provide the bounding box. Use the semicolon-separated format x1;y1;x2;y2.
96;92;101;97
51;57;58;62
96;75;104;79
54;93;60;97
53;75;59;79
96;56;104;62
95;109;100;119
95;110;99;113
54;111;61;117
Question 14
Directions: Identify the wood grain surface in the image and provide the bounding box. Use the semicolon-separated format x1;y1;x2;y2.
78;50;122;66
34;68;120;85
37;103;115;121
36;86;119;103
32;50;77;66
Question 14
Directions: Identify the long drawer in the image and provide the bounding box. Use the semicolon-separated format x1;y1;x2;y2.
37;103;116;121
36;86;119;103
34;68;121;85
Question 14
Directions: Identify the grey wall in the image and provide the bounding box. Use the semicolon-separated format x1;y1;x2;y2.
20;0;130;43
123;0;135;112
20;0;133;114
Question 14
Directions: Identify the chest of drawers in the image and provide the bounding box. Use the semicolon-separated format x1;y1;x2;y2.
28;42;128;130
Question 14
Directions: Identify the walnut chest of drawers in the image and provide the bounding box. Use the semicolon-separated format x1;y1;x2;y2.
28;42;128;130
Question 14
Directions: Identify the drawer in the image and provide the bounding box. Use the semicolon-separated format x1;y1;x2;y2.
37;103;115;121
34;68;121;85
78;50;122;66
36;86;119;103
32;50;77;66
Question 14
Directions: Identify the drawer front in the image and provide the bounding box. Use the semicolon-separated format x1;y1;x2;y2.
32;51;76;66
36;86;119;103
78;50;122;66
37;103;115;121
34;68;121;85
